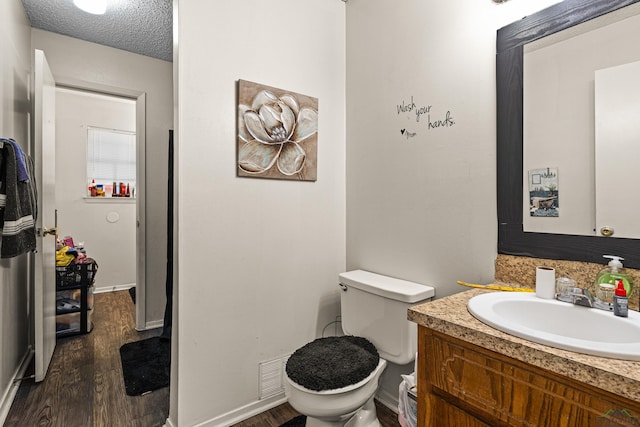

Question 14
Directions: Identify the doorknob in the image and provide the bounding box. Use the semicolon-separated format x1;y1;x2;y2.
42;226;57;237
600;226;614;237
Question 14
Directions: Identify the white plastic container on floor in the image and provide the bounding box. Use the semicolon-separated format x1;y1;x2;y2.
398;372;417;427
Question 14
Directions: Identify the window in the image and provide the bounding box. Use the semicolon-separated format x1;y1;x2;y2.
86;127;136;197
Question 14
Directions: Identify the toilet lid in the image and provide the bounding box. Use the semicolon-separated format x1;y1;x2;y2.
286;336;379;391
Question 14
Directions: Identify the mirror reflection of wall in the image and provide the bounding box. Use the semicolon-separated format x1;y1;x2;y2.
522;2;640;238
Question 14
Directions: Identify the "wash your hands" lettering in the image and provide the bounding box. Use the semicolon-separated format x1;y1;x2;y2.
396;96;455;129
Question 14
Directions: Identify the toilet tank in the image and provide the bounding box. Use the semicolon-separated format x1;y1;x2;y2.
338;270;435;365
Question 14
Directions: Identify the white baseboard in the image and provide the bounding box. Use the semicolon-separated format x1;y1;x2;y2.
142;319;164;331
94;283;136;294
0;347;34;425
192;393;288;427
163;416;177;427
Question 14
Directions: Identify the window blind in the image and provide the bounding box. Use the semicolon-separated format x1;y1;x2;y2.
87;127;136;185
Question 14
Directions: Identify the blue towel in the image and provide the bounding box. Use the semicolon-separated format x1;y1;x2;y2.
0;138;29;182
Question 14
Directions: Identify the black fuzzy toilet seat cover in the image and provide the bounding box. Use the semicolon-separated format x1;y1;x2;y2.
286;336;379;391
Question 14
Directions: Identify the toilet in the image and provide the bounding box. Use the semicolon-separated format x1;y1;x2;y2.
284;270;434;427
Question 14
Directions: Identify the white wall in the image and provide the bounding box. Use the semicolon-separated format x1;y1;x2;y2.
55;88;136;290
0;0;32;422
31;29;173;325
345;0;562;410
175;0;346;425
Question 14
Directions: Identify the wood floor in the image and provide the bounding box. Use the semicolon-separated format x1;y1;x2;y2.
5;290;169;427
5;290;401;427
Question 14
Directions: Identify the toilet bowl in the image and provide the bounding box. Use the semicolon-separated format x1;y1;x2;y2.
284;270;434;427
284;358;387;427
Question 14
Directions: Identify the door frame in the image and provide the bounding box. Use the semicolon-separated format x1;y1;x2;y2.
53;77;147;330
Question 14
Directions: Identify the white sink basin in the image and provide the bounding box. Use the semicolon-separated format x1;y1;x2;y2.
467;291;640;361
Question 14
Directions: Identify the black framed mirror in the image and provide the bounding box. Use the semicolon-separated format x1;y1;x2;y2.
496;0;640;269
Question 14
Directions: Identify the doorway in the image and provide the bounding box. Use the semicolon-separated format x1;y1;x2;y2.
54;86;147;328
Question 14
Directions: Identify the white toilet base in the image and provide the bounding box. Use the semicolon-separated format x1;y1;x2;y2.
305;395;381;427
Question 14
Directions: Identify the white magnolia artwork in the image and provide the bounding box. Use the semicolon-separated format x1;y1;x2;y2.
237;80;318;181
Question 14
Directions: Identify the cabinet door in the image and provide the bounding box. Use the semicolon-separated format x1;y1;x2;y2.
426;395;492;427
418;327;640;427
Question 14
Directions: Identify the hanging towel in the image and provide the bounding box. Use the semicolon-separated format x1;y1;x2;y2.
0;140;38;258
0;138;29;182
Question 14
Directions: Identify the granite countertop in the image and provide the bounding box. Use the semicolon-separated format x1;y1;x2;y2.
408;289;640;403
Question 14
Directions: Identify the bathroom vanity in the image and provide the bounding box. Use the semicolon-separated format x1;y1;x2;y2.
408;289;640;427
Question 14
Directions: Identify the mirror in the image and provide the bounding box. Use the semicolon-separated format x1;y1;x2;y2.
496;0;640;269
522;2;640;238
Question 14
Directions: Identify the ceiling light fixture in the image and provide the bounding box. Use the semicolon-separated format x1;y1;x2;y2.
73;0;107;15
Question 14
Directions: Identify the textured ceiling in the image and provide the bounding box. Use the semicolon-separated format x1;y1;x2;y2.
21;0;173;62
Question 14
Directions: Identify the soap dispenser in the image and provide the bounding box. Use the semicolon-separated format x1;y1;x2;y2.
594;255;633;299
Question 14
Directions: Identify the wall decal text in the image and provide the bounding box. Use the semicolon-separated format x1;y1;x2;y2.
396;96;456;138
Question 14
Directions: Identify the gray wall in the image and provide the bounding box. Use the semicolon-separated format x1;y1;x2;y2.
32;29;173;326
0;0;32;420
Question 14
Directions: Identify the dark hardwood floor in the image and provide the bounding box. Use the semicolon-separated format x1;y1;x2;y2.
4;290;169;427
4;290;401;427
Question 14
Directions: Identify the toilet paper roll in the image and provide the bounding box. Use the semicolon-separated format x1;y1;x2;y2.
536;266;556;299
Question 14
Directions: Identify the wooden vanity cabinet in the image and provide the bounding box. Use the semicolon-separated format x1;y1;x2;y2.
417;326;640;427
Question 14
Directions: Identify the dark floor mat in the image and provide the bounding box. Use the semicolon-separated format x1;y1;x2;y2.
119;336;170;396
128;287;136;304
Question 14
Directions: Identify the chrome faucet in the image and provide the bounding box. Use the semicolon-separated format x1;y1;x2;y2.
557;287;613;311
571;287;594;308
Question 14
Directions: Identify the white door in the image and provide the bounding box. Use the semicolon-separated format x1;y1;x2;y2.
595;60;640;239
33;49;57;382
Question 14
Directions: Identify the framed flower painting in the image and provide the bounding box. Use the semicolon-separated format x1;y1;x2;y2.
237;80;318;181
